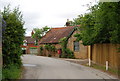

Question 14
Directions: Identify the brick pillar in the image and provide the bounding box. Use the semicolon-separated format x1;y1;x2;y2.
37;46;40;55
26;46;30;54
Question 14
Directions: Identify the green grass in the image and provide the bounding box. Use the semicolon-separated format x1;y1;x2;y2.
91;64;120;76
2;64;22;81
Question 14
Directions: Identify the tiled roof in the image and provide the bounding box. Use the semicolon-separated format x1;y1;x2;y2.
39;26;76;44
25;36;35;44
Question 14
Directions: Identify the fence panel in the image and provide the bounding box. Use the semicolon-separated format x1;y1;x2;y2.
91;44;120;69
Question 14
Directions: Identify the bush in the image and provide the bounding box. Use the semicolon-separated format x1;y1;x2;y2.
48;54;52;57
61;48;75;59
2;64;22;80
39;46;43;55
65;48;75;59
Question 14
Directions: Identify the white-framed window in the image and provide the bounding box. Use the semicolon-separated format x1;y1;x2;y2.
74;41;79;51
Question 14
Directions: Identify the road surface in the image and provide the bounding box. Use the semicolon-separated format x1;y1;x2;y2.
21;55;117;79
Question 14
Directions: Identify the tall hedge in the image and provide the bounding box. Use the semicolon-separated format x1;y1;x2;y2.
2;5;25;68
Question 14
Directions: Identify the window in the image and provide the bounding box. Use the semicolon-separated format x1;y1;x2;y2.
74;41;79;51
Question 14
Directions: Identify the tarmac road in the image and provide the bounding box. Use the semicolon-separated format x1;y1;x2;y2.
21;55;117;79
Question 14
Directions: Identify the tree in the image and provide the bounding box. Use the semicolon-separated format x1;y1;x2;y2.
74;2;120;45
74;13;96;45
32;26;50;45
2;5;25;68
94;2;120;44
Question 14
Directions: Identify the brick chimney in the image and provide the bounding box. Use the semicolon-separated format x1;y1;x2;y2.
66;19;70;26
31;30;34;36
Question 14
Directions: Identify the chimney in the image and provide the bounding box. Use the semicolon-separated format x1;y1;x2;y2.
31;30;34;36
67;19;69;22
66;19;70;26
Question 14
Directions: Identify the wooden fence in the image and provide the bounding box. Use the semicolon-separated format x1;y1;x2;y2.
91;44;120;70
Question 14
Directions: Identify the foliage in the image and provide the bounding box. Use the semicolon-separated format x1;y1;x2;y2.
2;5;25;80
44;44;56;52
39;46;43;55
59;37;75;58
59;37;68;48
2;5;25;68
44;44;56;57
74;13;95;45
59;37;67;57
2;64;22;80
74;2;120;45
94;2;120;44
32;26;50;45
65;48;75;59
32;28;41;45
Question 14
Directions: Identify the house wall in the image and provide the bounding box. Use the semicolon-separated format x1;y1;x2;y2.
91;44;120;70
67;31;88;59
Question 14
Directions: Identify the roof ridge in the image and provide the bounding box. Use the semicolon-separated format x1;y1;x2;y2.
52;26;75;29
51;25;80;29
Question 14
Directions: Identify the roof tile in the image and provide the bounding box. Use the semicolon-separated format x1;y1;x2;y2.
25;36;35;44
39;26;76;44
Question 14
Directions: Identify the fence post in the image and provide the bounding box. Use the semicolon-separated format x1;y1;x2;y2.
88;45;91;66
106;61;108;71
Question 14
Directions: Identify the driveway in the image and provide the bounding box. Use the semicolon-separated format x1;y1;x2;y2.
21;55;117;79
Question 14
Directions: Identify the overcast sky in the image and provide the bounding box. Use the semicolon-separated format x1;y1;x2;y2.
1;0;98;36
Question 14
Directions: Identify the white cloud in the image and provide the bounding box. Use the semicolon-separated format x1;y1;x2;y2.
0;0;98;36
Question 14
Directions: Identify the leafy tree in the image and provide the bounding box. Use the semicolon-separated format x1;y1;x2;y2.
32;26;50;45
74;2;120;45
74;13;96;45
94;2;120;44
2;5;25;68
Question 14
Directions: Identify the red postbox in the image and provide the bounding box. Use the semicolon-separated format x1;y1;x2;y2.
57;49;61;54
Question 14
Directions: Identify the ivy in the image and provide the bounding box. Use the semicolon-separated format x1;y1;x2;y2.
59;37;75;58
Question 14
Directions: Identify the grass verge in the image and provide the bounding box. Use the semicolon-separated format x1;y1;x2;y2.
2;64;22;81
90;64;120;77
